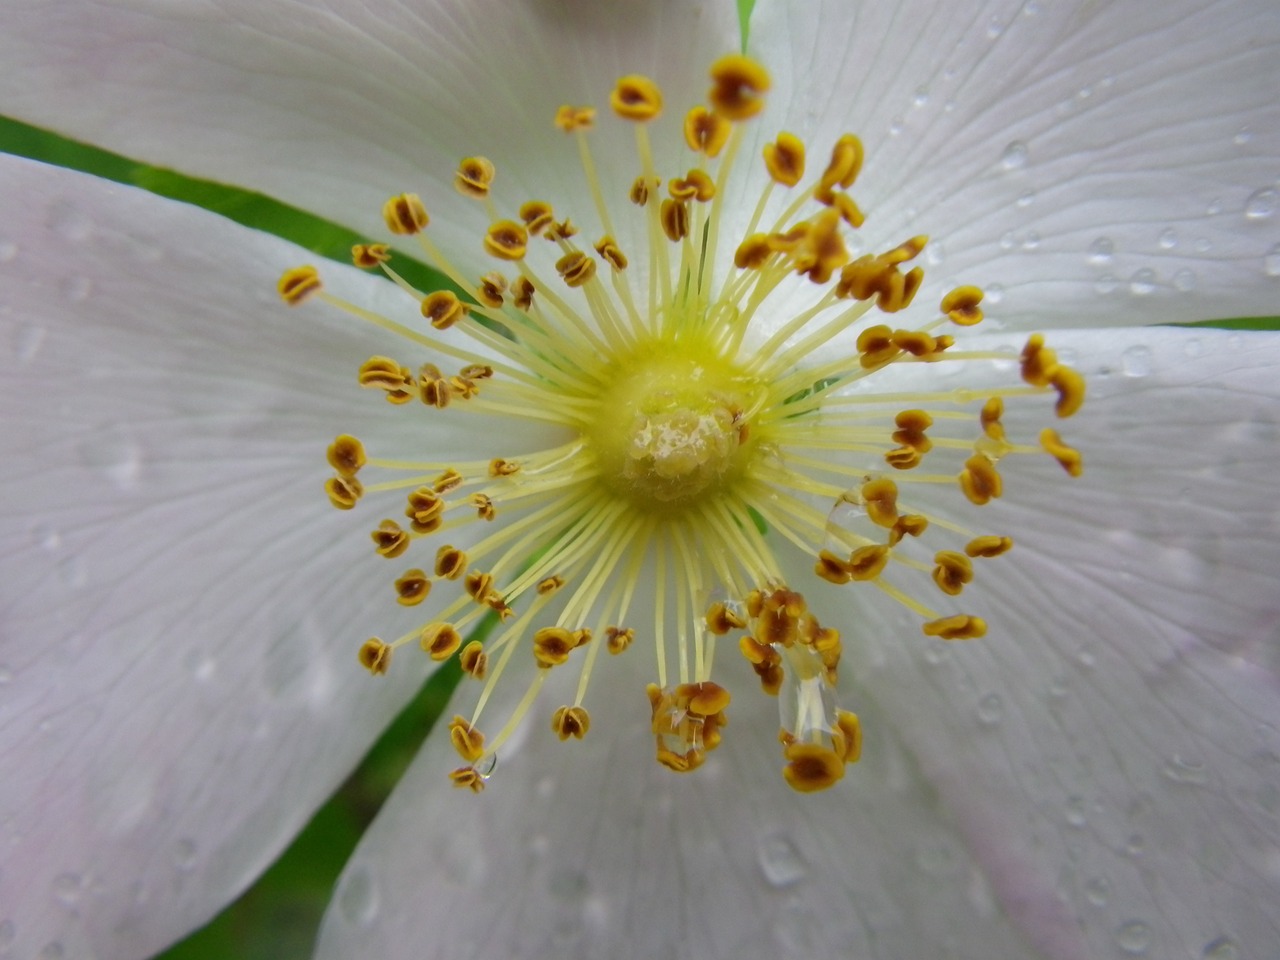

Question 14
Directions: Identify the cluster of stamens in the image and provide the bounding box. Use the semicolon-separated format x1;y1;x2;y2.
279;55;1083;793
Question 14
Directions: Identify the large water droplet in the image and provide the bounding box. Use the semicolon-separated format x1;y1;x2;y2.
1158;227;1178;250
12;323;44;365
336;866;379;926
77;435;143;490
1083;876;1110;907
1087;236;1115;265
1202;936;1240;959
1116;920;1151;955
1122;345;1152;377
1128;268;1157;295
1263;243;1280;277
976;693;1004;726
757;833;807;887
985;282;1004;305
1161;753;1207;785
1000;141;1029;171
1244;187;1277;220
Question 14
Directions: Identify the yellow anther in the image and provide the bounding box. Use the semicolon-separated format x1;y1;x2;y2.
484;220;529;260
734;233;773;270
889;514;929;545
782;742;845;793
460;640;488;679
449;374;478;400
1048;365;1086;418
847;544;890;581
883;235;929;265
512;276;535;311
959;454;1003;505
519;201;556;236
405;487;445;533
556;250;597;288
434;545;467;580
554;104;596;132
660;198;690;242
327;434;366;477
678;680;731;716
815;549;852;585
683;106;731;157
551;705;591;740
795;209;848;284
1041;428;1084;476
884;446;922;470
941;285;985;326
419;370;451;409
755;588;807;646
358;356;415;404
835;710;863;765
892;410;933;453
533;626;579;668
1020;334;1057;386
277;265;322;306
980;397;1006;441
855;323;900;369
594;236;628;271
465;570;497;604
488;458;520;477
922;615;987;640
892;329;939;357
739;636;783;695
371;519;410;559
629;175;660;206
448;716;486;762
768;224;809;253
477;272;506;308
606;626;634;655
325;474;363;510
431;469;463;494
830;191;865;228
537;575;566;595
421;622;463;661
816;134;864;202
669;168;716;203
351;243;391;269
610;74;663;121
545;218;578;242
358;638;392;676
460;363;494;381
763;132;806;187
454;156;496;198
471;493;496;521
932;550;974;596
420;290;468;331
382;193;429;235
708;54;770;121
393;568;431;606
861;477;899;528
449;766;486;793
966;535;1014;558
705;601;746;635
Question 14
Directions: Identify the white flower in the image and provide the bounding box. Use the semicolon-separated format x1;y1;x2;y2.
1;2;1278;959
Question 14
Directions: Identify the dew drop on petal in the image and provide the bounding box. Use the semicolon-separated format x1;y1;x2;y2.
1233;126;1254;146
12;323;44;366
1116;920;1151;955
1158;228;1178;250
1264;243;1280;277
1203;936;1240;960
976;693;1004;726
1183;338;1203;358
1122;345;1152;378
1172;268;1196;292
912;87;930;108
1244;187;1277;220
52;873;82;909
986;15;1005;38
1000;141;1029;171
0;240;16;262
984;282;1004;305
336;866;379;927
1022;231;1040;250
1017;191;1035;207
60;276;92;303
999;231;1016;251
1084;876;1110;907
1087;236;1115;265
757;833;807;887
1064;795;1087;827
0;665;11;686
1128;268;1157;295
1161;753;1207;785
1206;197;1225;216
1094;274;1119;295
1194;236;1213;253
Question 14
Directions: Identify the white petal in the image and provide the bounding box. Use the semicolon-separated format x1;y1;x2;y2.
833;326;1280;958
749;0;1280;327
314;658;1039;960
0;0;738;270
0;155;528;958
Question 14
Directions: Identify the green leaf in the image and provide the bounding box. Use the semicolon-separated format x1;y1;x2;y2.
737;0;756;51
1174;316;1280;331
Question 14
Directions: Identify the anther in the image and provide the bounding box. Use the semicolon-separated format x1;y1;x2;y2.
405;487;445;533
537;575;565;595
533;626;580;668
922;615;987;640
610;75;663;121
449;767;486;793
606;626;634;654
782;742;845;793
472;493;496;521
551;705;591;740
489;458;520;477
1048;365;1086;418
959;454;1002;505
351;243;391;269
683;106;731;157
434;545;467;580
421;622;463;660
358;356;415;404
371;520;410;559
382;193;429;235
669;169;716;202
966;535;1013;558
889;514;928;545
449;716;486;762
325;475;363;510
460;641;488;679
861;477;899;528
816;134;864;202
595;236;628;271
847;545;890;581
454;156;496;198
394;568;431;606
932;551;974;596
981;398;1006;441
358;638;392;675
763;132;806;187
941;285;985;326
660;198;690;242
421;290;468;331
1040;429;1084;476
519;201;556;236
708;54;770;120
327;434;366;477
892;410;933;454
484;220;529;260
705;601;746;635
512;276;535;311
477;272;506;308
278;265;322;306
1020;334;1057;386
465;570;497;605
815;549;853;585
554;105;596;132
556;250;597;287
734;233;774;270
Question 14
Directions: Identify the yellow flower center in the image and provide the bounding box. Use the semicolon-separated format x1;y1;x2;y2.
279;53;1084;794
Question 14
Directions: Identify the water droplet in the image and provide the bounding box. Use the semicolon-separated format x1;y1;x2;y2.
912;87;930;108
1084;876;1110;907
1194;236;1212;253
1158;228;1178;250
943;99;957;113
986;16;1005;38
1022;231;1041;250
985;283;1004;304
1233;126;1253;146
0;241;16;262
1122;345;1152;377
1172;268;1196;292
0;665;11;686
1094;274;1119;295
1129;268;1157;295
976;693;1004;726
1206;197;1224;216
1245;187;1277;220
757;833;807;887
60;276;91;303
12;323;45;365
1183;338;1203;357
888;118;904;137
1162;753;1207;785
1088;236;1115;265
1126;833;1145;856
0;919;14;947
47;200;92;241
1017;191;1035;207
1077;647;1096;669
30;522;61;551
57;556;87;589
336;866;379;926
1000;141;1029;170
37;943;65;960
1023;0;1042;15
52;873;82;908
999;230;1016;250
923;641;950;665
1202;935;1240;959
1064;795;1087;827
77;436;143;490
924;241;946;266
174;837;198;871
1116;920;1151;955
1263;243;1280;277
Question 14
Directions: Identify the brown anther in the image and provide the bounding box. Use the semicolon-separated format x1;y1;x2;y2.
325;474;364;510
679;681;730;716
434;545;467;580
606;626;634;655
610;74;663;121
427;469;460;494
327;434;366;477
1048;365;1086;418
1020;334;1057;387
830;191;865;228
892;410;933;454
981;397;1006;441
465;570;496;604
835;710;863;764
594;236;628;271
371;520;410;559
892;329;939;357
358;356;415;404
932;550;974;596
533;627;578;668
708;54;770;120
484;220;528;261
847;544;890;581
856;323;900;369
419;368;452;409
755;588;807;647
556;250;597;288
734;233;773;270
449;375;477;400
512;276;535;311
449;716;486;762
782;742;845;793
768;224;809;253
966;535;1014;558
471;493;496;521
546;218;578;242
394;568;431;606
382;193;429;235
816;134;864;202
705;601;746;635
460;364;493;381
278;265;322;306
405;486;445;533
460;641;488;679
739;636;783;695
959;454;1003;505
795;209;848;284
660;198;690;242
519;201;555;236
477;272;507;308
421;622;463;661
883;235;929;265
861;477;900;528
1041;428;1084;477
537;575;566;595
351;243;391;269
885;446;922;470
922;615;987;640
488;458;520;477
629;175;660;206
670;168;716;203
763;132;805;187
554;104;596;132
551;705;591;741
941;285;985;326
815;549;852;585
449;766;485;793
889;514;929;545
358;638;392;676
454;156;496;198
683;106;731;157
